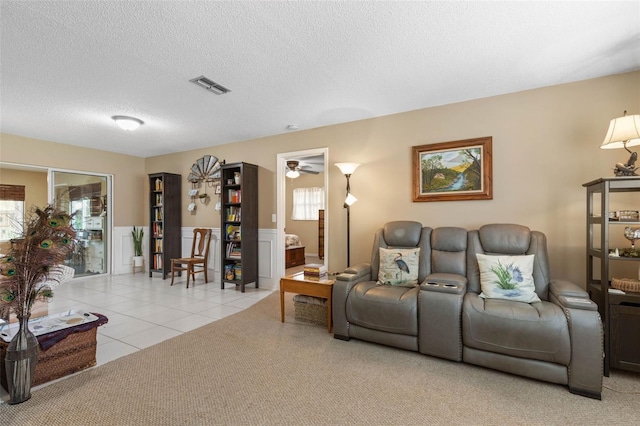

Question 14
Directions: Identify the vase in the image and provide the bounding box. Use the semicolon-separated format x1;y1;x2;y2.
5;314;39;404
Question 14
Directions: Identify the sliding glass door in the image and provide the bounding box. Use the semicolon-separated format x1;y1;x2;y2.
51;171;111;277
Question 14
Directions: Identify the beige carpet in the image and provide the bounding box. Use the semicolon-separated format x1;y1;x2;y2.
1;292;638;425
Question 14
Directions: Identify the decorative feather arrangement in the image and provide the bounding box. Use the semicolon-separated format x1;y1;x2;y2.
0;204;77;318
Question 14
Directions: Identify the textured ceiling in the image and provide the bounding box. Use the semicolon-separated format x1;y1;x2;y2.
1;1;639;158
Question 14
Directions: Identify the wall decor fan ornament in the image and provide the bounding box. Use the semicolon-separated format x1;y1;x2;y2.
187;155;224;212
0;204;78;404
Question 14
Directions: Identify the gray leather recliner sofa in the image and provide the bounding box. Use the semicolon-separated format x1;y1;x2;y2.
332;221;603;399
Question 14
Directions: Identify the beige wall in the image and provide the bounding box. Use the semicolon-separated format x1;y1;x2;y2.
0;168;48;213
285;172;325;255
1;71;638;285
0;134;146;226
146;71;640;283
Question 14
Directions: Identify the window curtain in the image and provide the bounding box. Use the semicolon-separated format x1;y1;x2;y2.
292;187;325;220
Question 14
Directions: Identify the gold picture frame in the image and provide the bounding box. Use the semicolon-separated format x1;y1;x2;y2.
412;137;492;202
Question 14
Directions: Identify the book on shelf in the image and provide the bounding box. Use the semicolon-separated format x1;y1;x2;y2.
155;193;163;206
224;264;235;280
226;206;241;222
303;263;327;276
226;224;241;240
233;264;242;280
153;253;163;270
228;189;241;204
226;241;242;259
223;263;242;280
154;178;163;191
153;222;163;237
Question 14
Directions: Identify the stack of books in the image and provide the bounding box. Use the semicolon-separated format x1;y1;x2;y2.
226;242;242;259
303;263;327;277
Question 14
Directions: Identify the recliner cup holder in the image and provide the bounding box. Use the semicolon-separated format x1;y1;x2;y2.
425;282;458;288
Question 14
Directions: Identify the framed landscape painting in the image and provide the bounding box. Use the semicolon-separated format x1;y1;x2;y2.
412;137;492;202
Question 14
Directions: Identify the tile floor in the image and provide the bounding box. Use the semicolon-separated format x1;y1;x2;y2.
0;272;274;403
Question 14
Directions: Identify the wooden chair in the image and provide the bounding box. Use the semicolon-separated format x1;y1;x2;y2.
170;228;212;288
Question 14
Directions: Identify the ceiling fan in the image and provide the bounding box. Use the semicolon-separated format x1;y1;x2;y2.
286;160;319;178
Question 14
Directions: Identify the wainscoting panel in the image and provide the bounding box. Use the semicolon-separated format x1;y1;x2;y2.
112;226;141;275
112;226;279;290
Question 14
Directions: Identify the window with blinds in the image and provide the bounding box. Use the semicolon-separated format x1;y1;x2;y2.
0;184;26;241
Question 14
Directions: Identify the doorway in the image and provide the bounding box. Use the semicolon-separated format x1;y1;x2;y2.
276;148;328;279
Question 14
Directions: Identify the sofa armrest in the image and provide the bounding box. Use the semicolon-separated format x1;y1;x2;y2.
565;307;603;398
336;263;372;284
418;274;466;361
549;279;589;299
333;263;371;339
557;296;598;311
549;280;602;397
549;280;596;310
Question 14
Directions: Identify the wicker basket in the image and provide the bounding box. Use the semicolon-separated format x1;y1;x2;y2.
0;327;98;391
293;294;328;326
611;278;640;293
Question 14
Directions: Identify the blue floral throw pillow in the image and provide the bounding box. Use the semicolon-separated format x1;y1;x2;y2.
476;254;540;303
377;247;420;287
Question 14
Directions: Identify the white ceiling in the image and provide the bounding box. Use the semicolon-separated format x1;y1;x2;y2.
1;1;639;158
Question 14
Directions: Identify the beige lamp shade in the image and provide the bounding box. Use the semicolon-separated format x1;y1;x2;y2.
601;113;640;149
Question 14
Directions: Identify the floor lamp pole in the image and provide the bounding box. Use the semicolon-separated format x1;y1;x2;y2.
344;173;352;267
335;163;360;268
346;204;351;267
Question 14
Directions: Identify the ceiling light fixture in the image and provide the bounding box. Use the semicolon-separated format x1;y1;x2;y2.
286;170;300;179
111;115;144;131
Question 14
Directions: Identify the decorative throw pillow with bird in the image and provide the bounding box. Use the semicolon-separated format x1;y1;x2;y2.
377;247;420;287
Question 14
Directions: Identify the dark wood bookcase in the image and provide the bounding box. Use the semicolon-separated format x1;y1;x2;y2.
221;162;258;292
148;172;182;279
318;209;325;260
584;177;640;375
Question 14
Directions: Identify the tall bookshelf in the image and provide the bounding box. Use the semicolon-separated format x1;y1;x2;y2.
221;162;258;292
148;172;181;279
584;177;640;375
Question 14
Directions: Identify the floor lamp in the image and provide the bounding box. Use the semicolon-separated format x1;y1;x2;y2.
335;163;361;266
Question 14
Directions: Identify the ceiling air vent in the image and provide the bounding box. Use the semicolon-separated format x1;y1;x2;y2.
189;75;231;95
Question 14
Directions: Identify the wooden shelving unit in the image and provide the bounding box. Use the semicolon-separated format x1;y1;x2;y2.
318;209;325;260
221;162;258;292
584;177;640;376
148;172;181;279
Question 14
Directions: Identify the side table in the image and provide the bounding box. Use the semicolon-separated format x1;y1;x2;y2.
280;272;334;333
